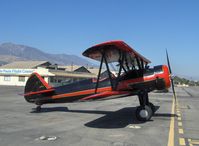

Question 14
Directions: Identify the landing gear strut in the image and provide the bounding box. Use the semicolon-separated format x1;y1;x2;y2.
136;91;155;121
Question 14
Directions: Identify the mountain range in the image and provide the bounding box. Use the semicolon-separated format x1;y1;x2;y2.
0;42;92;66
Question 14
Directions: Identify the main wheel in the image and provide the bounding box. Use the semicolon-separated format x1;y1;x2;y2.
148;102;156;114
136;105;153;121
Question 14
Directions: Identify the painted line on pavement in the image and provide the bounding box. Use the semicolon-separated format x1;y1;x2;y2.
167;96;175;146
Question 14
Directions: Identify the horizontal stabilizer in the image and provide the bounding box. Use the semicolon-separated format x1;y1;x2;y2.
24;88;54;96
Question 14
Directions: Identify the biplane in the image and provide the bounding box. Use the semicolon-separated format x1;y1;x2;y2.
24;40;175;121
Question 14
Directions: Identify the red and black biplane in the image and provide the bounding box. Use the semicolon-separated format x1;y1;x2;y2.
24;40;174;121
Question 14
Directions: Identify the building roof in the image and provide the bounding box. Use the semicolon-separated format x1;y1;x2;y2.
73;66;90;73
0;61;51;69
58;65;108;76
58;65;84;71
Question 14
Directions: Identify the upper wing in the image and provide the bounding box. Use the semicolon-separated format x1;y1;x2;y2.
82;40;151;64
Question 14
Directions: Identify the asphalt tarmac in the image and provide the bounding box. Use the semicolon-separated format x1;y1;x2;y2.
0;86;198;146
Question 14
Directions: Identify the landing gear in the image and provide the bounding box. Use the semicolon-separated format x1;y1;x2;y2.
33;100;42;112
36;105;42;112
136;105;152;121
136;91;155;121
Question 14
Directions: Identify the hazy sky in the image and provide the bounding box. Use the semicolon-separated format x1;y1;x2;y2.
0;0;199;79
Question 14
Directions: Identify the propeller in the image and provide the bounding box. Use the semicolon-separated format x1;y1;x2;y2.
166;49;176;102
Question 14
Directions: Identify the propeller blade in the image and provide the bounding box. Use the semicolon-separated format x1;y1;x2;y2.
166;49;176;101
166;49;172;74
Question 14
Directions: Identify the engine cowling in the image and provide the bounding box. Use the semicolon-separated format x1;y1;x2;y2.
153;65;171;90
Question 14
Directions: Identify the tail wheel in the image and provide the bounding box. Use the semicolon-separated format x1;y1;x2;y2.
34;100;42;112
36;105;42;112
136;105;153;121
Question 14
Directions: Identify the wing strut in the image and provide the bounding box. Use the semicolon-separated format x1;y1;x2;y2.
104;52;114;90
95;52;104;93
114;52;125;90
119;53;127;74
124;54;130;71
117;52;124;78
136;57;142;70
141;60;144;69
95;50;116;93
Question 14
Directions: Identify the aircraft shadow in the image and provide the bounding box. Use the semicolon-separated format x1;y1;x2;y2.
30;105;176;129
153;113;177;117
32;106;146;128
30;107;69;113
84;107;144;128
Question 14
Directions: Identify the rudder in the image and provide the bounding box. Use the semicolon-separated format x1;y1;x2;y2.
24;73;53;103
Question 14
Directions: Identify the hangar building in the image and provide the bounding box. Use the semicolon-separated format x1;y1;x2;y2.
0;61;97;86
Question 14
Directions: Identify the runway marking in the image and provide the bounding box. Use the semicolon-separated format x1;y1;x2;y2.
175;94;188;146
168;93;189;146
177;110;180;114
175;92;199;146
188;139;193;146
178;122;182;127
178;117;182;121
188;138;199;145
167;96;175;146
179;128;184;134
127;125;141;129
179;138;186;145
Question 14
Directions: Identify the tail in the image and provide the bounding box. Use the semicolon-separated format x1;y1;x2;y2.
24;73;54;104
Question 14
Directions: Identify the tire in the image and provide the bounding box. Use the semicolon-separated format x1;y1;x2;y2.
136;105;153;121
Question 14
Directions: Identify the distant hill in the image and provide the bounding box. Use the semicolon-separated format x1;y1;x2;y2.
0;42;92;66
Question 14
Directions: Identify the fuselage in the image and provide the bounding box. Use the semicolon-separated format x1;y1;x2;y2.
24;65;171;105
